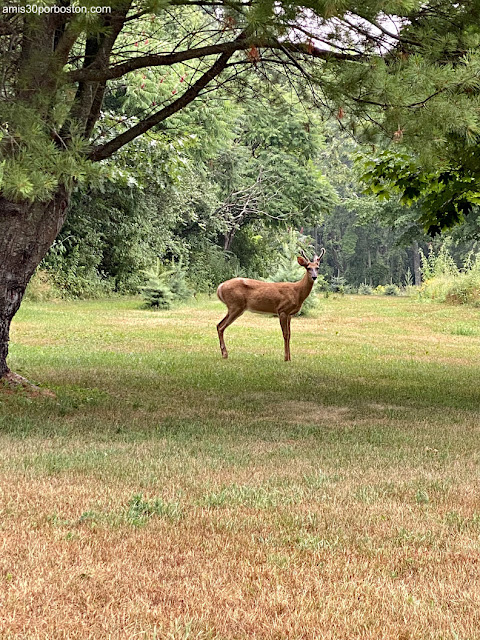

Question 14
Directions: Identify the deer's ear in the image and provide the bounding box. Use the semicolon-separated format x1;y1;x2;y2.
297;256;308;267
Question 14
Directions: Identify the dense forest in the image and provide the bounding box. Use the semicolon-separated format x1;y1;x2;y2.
39;99;480;299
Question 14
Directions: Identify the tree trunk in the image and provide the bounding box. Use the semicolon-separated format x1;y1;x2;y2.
412;240;421;285
224;227;236;252
0;188;70;379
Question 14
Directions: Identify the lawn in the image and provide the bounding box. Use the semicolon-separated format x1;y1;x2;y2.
1;294;480;639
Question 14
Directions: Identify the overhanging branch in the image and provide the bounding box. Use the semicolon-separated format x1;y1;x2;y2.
88;32;247;162
68;39;360;85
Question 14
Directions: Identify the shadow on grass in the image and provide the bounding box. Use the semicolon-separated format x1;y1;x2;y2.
1;347;479;449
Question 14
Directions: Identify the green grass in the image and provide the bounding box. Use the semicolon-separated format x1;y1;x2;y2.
2;294;480;639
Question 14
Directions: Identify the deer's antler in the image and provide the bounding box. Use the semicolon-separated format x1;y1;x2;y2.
300;249;310;262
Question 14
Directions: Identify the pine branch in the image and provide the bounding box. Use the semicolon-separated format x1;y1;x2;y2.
351;13;421;48
67;39;360;84
89;32;248;162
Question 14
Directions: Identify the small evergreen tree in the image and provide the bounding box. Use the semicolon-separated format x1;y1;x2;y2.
141;259;191;310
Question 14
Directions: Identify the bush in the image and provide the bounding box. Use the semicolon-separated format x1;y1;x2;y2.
357;283;373;295
420;241;459;281
417;244;480;306
404;283;418;297
330;275;346;294
383;284;400;296
24;269;61;302
187;241;242;294
44;243;116;299
344;284;358;294
168;266;191;302
142;278;175;309
51;267;115;299
417;276;451;302
445;275;480;306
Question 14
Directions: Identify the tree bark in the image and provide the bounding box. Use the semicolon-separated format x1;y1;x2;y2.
0;188;69;379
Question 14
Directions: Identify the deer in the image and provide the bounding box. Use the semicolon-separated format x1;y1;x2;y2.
216;248;325;361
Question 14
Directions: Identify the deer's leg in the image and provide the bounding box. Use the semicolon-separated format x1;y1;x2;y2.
217;309;244;358
286;316;292;361
279;313;291;361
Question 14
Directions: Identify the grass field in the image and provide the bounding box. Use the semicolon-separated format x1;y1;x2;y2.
1;293;480;639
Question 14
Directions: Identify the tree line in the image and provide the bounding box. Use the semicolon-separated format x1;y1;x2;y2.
42;107;480;297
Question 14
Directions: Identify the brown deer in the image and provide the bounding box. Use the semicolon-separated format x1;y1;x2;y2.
216;248;325;361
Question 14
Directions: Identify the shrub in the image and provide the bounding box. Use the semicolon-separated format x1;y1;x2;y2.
417;244;480;306
51;267;115;299
44;240;116;299
358;283;373;295
168;265;191;302
187;241;242;294
344;284;358;294
383;284;400;296
420;241;459;281
404;285;417;297
445;274;480;306
24;269;61;302
330;275;346;294
418;277;447;302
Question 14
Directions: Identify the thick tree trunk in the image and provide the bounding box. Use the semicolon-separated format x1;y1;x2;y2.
0;188;69;379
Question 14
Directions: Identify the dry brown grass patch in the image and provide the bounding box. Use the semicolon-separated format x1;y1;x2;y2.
2;479;480;639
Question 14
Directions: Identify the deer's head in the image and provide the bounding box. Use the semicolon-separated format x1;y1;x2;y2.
297;248;325;281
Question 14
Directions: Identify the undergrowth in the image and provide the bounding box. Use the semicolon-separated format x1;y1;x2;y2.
418;242;480;306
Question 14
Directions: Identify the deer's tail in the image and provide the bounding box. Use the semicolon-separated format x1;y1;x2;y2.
217;283;225;304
